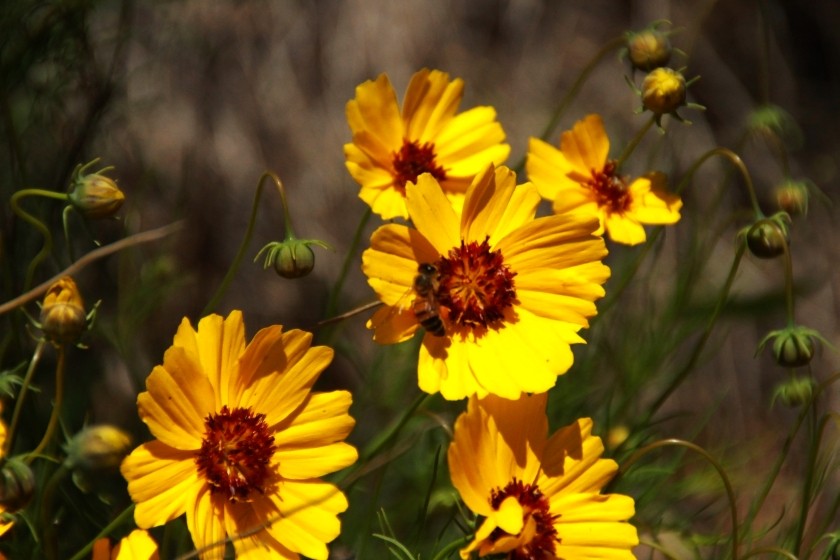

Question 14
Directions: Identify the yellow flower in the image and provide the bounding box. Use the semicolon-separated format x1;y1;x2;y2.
345;68;510;219
39;276;88;345
362;164;609;400
527;114;682;245
448;393;638;559
92;529;159;560
0;412;13;538
120;311;357;560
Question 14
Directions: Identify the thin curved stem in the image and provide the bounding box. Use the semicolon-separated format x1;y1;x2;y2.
10;189;69;290
430;536;471;560
202;172;288;316
324;207;372;323
28;344;66;462
741;547;799;560
674;147;763;217
41;463;69;560
793;402;819;556
5;339;46;454
619;438;740;560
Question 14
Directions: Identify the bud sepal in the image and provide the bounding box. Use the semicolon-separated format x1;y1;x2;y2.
255;238;332;279
757;324;829;368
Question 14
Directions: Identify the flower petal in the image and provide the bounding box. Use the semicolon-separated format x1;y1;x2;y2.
366;304;420;343
346;73;403;151
627;172;683;224
405;175;461;253
197;312;246;407
403;69;463;141
560;114;610;176
362;224;439;306
525;136;582;201
604;213;647;245
121;440;198;529
138;348;215;450
186;485;228;560
462;165;538;245
112;529;160;560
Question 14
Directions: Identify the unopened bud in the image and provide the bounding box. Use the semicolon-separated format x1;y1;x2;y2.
627;29;672;72
0;459;35;513
40;276;87;345
68;160;125;219
255;238;331;280
758;324;822;369
642;67;686;118
65;425;132;472
772;376;815;407
607;425;630;450
774;180;809;216
745;217;789;259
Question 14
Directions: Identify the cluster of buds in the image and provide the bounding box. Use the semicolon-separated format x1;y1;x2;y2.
38;276;98;346
625;23;702;126
67;159;125;220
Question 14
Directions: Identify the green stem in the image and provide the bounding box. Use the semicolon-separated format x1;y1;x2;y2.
67;504;135;560
5;339;46;454
793;402;819;556
615;116;656;170
430;536;471;560
645;242;746;419
41;464;70;560
619;438;740;560
779;229;796;327
28;344;66;462
10;189;69;290
741;548;798;560
674;147;763;217
202;172;290;316
324;207;372;322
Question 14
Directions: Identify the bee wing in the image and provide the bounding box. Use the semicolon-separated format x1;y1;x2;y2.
368;287;420;343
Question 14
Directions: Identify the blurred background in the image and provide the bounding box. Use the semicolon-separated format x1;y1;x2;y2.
1;0;839;557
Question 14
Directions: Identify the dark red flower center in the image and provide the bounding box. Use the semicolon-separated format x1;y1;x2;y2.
195;405;277;502
587;160;632;213
392;139;447;189
489;478;558;559
435;238;516;330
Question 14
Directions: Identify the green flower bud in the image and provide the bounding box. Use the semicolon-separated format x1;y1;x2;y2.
758;324;822;369
774;179;809;216
64;425;132;472
39;276;87;345
772;376;815;407
746;104;801;145
0;458;35;513
744;215;789;259
626;29;672;71
255;238;331;280
68;160;125;219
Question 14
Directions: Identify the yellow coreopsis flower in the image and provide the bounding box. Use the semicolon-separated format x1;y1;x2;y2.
0;410;13;538
527;114;682;245
120;311;357;560
92;529;159;560
362;164;609;400
345;68;510;219
448;393;638;559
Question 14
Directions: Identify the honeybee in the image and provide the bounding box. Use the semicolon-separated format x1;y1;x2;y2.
411;263;445;337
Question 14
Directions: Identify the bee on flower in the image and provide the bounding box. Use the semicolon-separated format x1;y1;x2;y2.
362;164;609;400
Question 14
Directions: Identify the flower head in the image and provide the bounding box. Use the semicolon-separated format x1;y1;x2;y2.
0;414;15;538
362;164;609;400
345;69;510;219
120;311;357;560
39;276;88;345
527;114;682;245
68;159;125;219
448;393;638;559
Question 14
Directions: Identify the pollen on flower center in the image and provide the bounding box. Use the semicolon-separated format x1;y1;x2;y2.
436;238;516;330
195;405;277;502
489;478;558;560
392;139;447;189
588;160;632;213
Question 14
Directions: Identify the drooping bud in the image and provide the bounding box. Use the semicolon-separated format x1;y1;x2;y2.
607;425;630;450
626;28;672;72
746;104;801;146
758;324;823;369
65;425;132;473
641;67;687;120
0;458;35;513
40;276;87;345
744;214;790;259
255;238;331;280
774;179;810;216
68;159;125;219
772;375;815;407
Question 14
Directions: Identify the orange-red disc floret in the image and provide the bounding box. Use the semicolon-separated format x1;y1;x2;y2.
490;478;558;559
195;405;277;502
392;139;447;189
436;238;516;330
587;160;632;213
